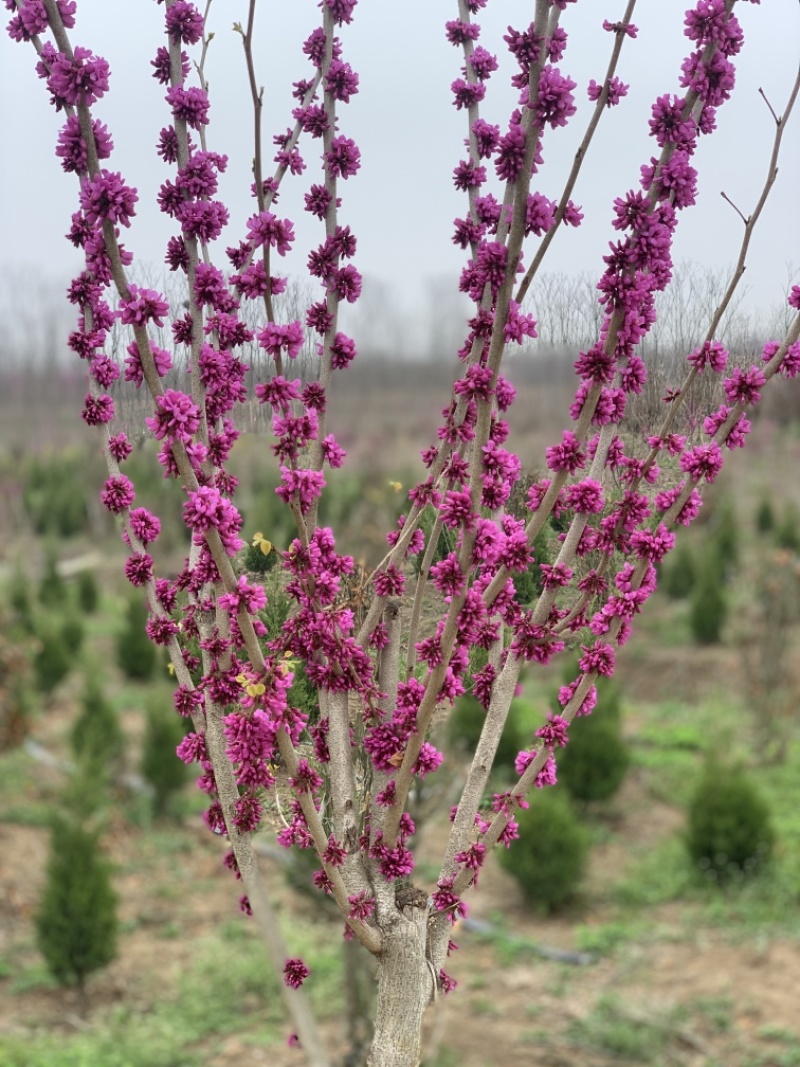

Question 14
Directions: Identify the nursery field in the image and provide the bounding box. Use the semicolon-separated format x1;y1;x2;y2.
1;382;800;1067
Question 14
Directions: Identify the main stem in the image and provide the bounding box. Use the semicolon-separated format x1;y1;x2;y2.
367;901;433;1067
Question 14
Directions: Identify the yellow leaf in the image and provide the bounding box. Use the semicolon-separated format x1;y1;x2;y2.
387;480;403;492
259;539;273;556
167;662;175;676
246;682;266;697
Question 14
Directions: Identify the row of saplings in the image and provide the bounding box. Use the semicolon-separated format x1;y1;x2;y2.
448;667;775;913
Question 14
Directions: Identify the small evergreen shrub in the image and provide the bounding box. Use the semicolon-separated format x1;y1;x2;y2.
35;814;118;994
660;540;696;600
243;537;278;575
8;566;35;632
448;694;526;780
76;569;100;613
38;550;67;608
71;679;126;774
686;764;774;882
775;504;800;553
23;455;90;538
116;596;157;680
558;710;630;805
689;563;727;645
709;500;739;578
499;789;588;912
60;611;85;656
755;496;775;533
141;694;189;817
33;627;72;693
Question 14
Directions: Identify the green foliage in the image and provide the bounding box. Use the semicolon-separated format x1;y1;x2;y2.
447;694;526;780
141;693;189;817
7;565;36;632
756;496;776;533
558;708;630;804
686;763;775;883
33;626;72;693
498;788;588;912
76;569;100;614
775;503;800;553
116;596;156;680
689;559;727;644
35;814;118;991
660;539;696;600
709;498;739;578
243;538;278;574
23;455;91;539
71;679;126;775
60;610;85;656
38;549;67;607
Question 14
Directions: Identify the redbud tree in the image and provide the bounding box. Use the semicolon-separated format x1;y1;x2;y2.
6;0;800;1064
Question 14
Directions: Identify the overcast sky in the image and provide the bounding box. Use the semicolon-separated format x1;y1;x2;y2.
1;1;798;355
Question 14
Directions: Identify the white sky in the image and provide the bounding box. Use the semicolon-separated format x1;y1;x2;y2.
1;1;798;355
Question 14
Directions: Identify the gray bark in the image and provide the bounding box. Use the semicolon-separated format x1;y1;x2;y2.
367;896;434;1067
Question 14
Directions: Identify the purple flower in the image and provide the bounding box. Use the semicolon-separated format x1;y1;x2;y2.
327;265;362;303
326;59;359;102
101;475;135;515
145;390;200;443
451;78;486;110
536;66;577;129
325;136;361;180
283;958;310;989
563;478;604;514
108;433;133;462
687;339;727;373
246;211;295;255
81;393;114;426
495;121;526;182
165;1;204;45
430;552;465;598
723;365;765;406
129;507;161;545
587;76;629;107
546;430;586;474
258;321;304;360
323;0;358;26
166;85;210;128
119;286;169;328
413;743;443;778
680;442;724;484
79;171;138;228
151;46;190;85
602;19;638;38
56;116;113;174
445;19;481;46
276;467;326;515
178;200;229;243
469;46;498;81
347;891;375;923
535;715;569;750
47;46;110;107
680;49;736;107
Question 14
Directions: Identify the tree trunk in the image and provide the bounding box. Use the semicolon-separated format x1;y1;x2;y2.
367;899;434;1067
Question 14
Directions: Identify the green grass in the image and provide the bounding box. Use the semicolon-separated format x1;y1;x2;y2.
566;994;674;1062
0;919;345;1067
